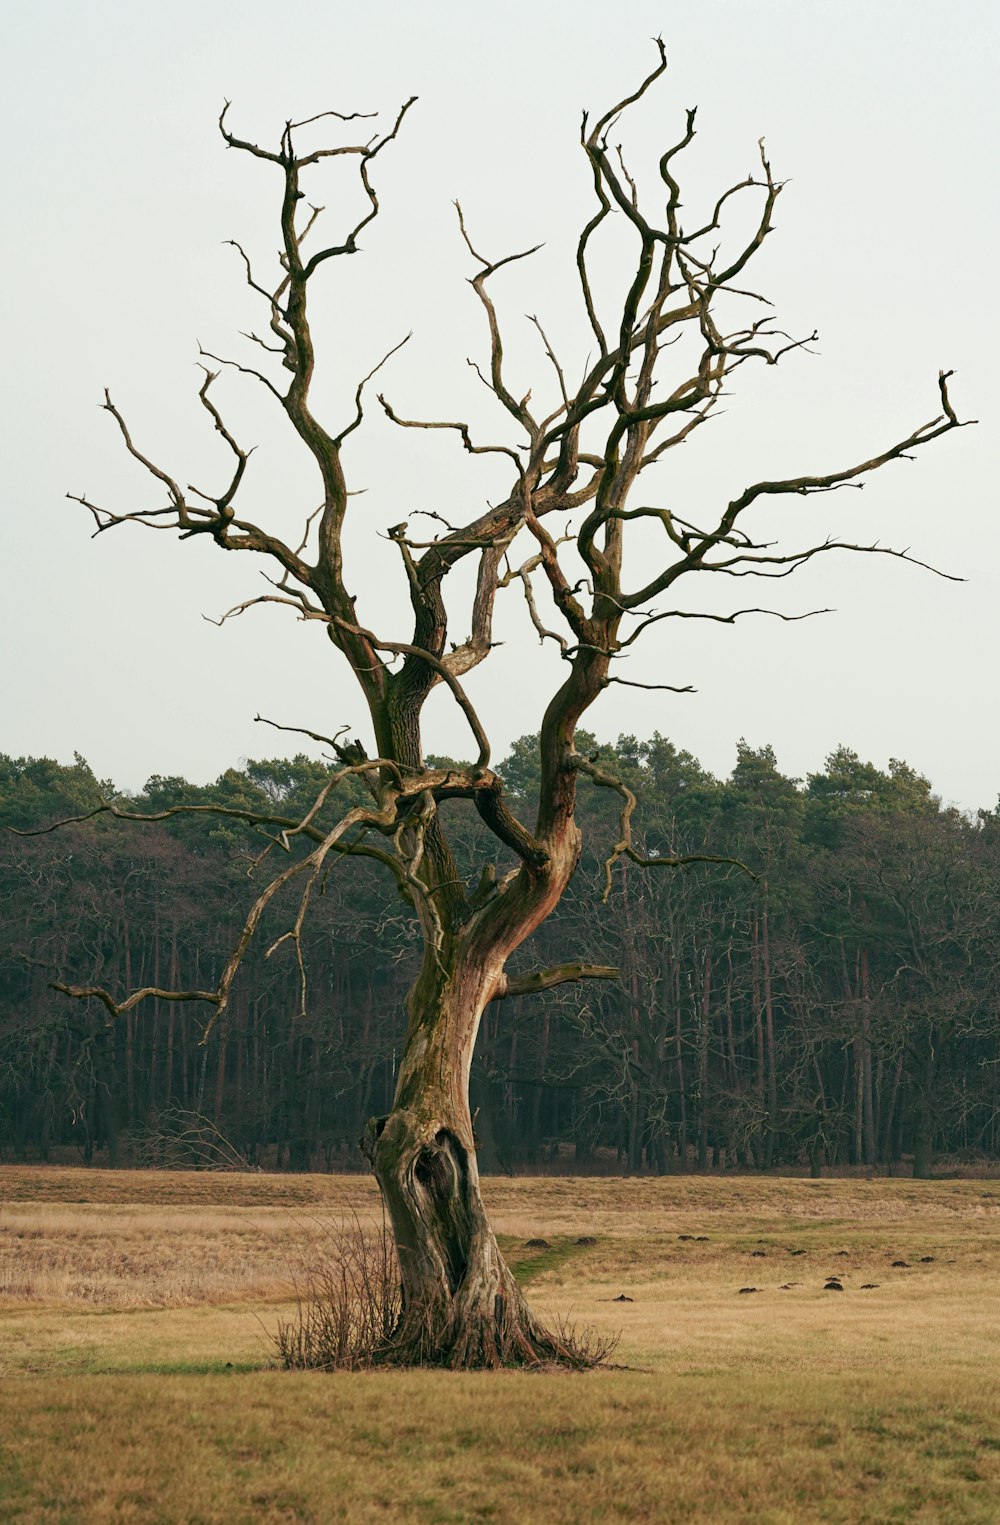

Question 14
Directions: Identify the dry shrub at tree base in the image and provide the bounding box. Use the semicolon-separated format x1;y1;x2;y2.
274;1214;400;1370
274;1213;619;1371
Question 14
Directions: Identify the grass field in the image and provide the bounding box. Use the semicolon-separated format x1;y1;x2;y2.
2;1168;999;1522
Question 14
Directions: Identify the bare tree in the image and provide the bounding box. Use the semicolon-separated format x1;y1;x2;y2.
26;44;972;1365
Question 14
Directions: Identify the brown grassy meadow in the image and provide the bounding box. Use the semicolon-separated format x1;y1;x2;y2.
2;1168;1000;1522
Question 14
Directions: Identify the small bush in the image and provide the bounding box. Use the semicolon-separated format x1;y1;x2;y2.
274;1215;401;1370
273;1217;619;1371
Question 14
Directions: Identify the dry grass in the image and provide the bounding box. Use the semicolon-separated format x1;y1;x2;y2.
2;1166;1000;1520
0;1202;313;1308
0;1169;386;1308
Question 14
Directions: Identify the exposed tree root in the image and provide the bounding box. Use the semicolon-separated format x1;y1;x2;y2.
274;1210;617;1373
375;1276;618;1371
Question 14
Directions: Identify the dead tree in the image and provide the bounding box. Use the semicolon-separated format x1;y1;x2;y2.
28;44;972;1365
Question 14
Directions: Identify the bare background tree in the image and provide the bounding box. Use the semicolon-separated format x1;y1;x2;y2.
26;45;971;1366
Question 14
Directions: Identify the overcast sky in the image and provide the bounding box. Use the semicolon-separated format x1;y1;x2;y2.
3;1;996;808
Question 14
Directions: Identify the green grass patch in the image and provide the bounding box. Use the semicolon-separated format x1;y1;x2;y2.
501;1233;596;1285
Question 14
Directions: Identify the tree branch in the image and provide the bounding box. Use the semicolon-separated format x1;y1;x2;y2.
573;753;756;901
493;964;621;1000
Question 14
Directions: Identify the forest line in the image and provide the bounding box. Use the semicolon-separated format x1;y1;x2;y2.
2;733;998;1177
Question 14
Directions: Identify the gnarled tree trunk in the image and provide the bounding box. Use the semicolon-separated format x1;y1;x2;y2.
366;935;587;1368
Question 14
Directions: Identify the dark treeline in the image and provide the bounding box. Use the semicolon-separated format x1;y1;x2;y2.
3;737;999;1176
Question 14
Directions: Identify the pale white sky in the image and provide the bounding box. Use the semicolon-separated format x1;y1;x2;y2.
2;1;996;807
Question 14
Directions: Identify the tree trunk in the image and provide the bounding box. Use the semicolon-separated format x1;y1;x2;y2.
750;912;766;1166
878;1051;903;1163
469;1055;502;1175
912;1085;935;1179
122;913;135;1128
697;928;712;1173
213;1018;229;1127
912;1108;934;1179
366;943;586;1369
626;1069;641;1176
860;949;876;1164
910;1036;937;1180
761;886;777;1169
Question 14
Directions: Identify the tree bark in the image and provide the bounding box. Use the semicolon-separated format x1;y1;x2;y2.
859;948;876;1164
366;937;585;1367
761;885;777;1169
912;1110;934;1179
